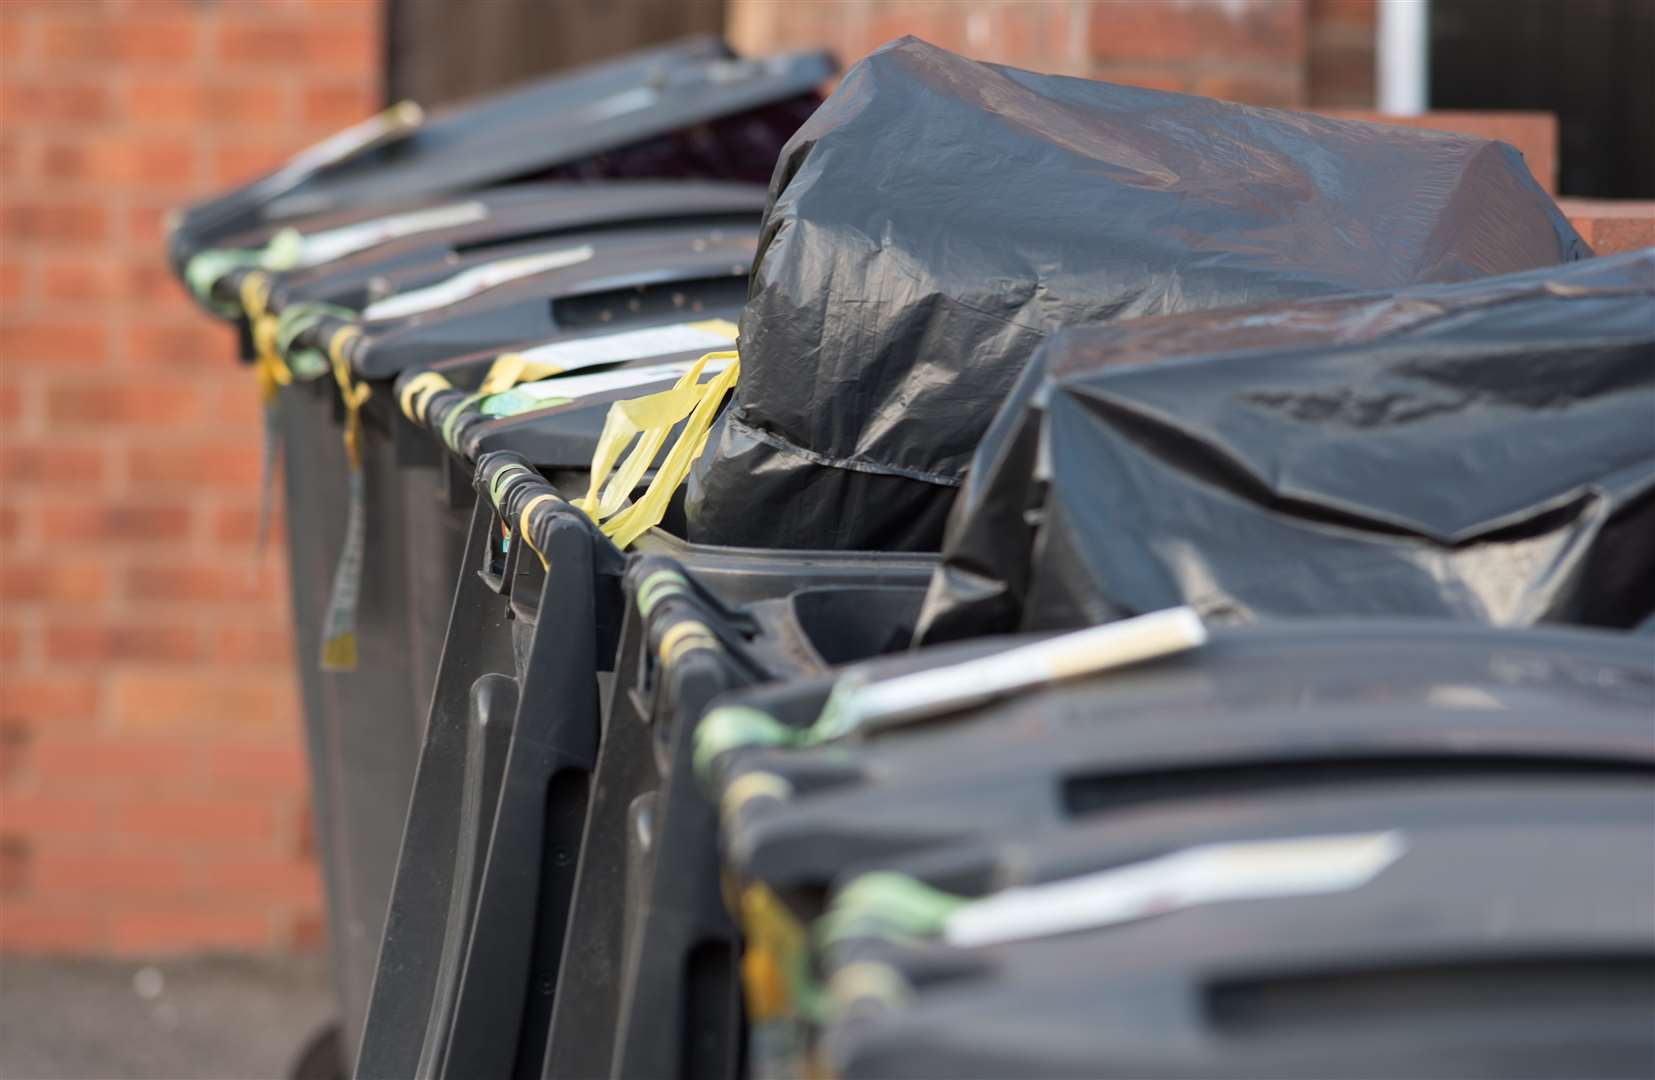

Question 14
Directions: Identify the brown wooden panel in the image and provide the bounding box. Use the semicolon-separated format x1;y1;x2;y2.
386;0;725;108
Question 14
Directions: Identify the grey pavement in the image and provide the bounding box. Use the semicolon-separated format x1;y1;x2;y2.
0;952;336;1080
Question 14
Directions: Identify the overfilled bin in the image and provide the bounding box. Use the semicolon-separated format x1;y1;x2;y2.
917;249;1655;643
686;38;1589;552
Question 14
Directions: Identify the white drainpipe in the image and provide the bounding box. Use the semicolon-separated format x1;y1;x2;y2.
1377;0;1430;116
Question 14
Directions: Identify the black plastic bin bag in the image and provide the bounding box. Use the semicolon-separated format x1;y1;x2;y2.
917;249;1655;644
688;36;1587;553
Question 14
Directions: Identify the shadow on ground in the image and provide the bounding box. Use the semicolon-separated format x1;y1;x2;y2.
0;952;335;1080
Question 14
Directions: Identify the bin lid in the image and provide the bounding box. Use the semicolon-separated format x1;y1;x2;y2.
302;222;757;378
211;181;766;320
168;38;831;267
705;620;1655;892
815;781;1655;1079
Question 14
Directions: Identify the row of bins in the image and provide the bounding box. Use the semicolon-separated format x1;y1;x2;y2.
164;33;1655;1080
168;37;826;1070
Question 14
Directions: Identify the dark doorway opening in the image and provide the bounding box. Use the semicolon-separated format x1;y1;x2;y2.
1431;0;1654;198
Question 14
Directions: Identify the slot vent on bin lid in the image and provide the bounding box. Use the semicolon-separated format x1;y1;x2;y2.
939;831;1406;947
480;319;739;399
283;200;491;269
361;245;597;322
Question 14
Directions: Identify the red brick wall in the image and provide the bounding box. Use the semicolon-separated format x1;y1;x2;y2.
1;0;380;954
730;0;1363;107
1307;0;1376;106
1557;199;1655;255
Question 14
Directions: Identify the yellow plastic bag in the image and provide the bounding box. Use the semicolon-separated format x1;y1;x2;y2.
573;350;740;549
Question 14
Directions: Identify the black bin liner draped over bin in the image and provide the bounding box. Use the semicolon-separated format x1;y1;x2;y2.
916;250;1655;645
687;36;1587;553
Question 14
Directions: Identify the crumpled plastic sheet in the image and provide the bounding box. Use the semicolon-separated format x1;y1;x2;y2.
916;250;1655;643
689;36;1587;552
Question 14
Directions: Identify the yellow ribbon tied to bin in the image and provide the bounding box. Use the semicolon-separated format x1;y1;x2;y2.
392;348;579;429
573;350;740;549
319;325;371;672
238;271;294;568
239;271;292;406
